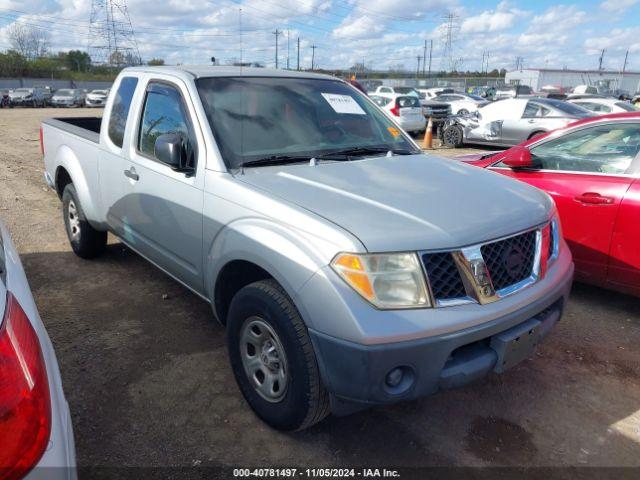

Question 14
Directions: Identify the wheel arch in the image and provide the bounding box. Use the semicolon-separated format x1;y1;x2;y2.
207;219;334;327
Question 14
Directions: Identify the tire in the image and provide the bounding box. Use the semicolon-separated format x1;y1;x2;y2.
442;124;464;147
62;184;107;259
227;279;330;431
528;130;545;140
457;109;469;115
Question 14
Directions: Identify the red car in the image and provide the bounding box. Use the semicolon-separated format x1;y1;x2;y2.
459;112;640;297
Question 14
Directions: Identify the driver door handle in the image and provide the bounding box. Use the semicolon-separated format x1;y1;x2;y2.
575;192;614;205
124;167;139;181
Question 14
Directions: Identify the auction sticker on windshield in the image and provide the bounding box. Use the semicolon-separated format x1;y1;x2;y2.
321;93;366;115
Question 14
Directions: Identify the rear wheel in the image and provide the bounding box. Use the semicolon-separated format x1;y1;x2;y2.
227;279;330;431
62;184;107;259
528;130;545;140
442;124;464;147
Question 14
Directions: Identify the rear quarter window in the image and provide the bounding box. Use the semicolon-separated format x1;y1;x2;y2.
108;77;139;148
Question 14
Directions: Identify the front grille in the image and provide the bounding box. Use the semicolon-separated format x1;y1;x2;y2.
422;252;466;300
481;231;536;291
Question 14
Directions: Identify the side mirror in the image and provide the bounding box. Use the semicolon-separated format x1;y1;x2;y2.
502;147;534;169
154;133;193;173
154;133;181;168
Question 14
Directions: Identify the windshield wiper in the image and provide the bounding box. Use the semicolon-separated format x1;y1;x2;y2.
241;146;419;168
241;155;312;168
324;146;420;158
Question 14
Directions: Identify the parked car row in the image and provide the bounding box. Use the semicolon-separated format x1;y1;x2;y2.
0;87;110;108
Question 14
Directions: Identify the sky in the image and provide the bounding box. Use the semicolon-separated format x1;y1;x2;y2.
0;0;639;72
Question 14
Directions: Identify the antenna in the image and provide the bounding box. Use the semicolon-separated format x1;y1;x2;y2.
239;8;243;67
89;0;141;66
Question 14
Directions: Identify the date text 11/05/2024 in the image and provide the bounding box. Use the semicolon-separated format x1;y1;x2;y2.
233;468;401;478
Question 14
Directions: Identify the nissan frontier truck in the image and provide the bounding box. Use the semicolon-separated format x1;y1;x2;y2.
41;66;574;431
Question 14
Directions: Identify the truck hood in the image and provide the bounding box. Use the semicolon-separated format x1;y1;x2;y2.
238;154;553;252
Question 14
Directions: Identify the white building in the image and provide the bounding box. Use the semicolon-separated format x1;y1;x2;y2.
505;68;640;94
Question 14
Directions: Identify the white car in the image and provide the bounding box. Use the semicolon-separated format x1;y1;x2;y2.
567;97;638;115
372;85;421;98
0;221;76;479
435;93;489;115
370;94;426;134
415;87;454;99
85;89;110;107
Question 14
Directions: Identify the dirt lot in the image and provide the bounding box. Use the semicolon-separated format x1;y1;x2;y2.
1;108;639;470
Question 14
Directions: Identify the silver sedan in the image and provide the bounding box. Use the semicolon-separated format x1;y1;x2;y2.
0;221;76;479
441;98;593;147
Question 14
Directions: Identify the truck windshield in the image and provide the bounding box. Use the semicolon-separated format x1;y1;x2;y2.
196;76;417;169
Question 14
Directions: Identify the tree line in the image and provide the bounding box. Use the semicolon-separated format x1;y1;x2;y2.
0;24;164;79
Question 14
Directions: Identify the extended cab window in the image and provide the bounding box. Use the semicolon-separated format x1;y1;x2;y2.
138;83;195;165
530;123;640;174
108;77;138;148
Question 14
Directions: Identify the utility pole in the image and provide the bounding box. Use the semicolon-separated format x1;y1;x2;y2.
481;51;485;74
416;55;422;80
297;37;300;71
485;51;490;74
598;49;605;71
311;44;316;71
273;29;281;68
428;39;433;78
286;30;290;70
622;50;629;73
422;40;427;77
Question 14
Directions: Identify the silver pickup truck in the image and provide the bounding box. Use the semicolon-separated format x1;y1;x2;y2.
41;66;574;431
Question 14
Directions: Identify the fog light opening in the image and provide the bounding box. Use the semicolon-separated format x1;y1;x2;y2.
383;366;415;395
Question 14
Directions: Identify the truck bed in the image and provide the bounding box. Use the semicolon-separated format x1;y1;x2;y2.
41;117;102;144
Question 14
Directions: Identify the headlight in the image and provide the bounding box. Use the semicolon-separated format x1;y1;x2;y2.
331;252;430;309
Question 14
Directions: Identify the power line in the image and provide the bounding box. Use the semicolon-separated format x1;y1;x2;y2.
273;29;281;68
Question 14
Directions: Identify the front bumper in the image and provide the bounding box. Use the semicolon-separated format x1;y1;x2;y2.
306;257;573;412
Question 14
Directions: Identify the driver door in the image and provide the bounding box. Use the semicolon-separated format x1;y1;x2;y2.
119;78;206;294
492;122;640;283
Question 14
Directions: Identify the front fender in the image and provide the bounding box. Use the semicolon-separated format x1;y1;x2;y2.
53;144;104;228
205;217;358;330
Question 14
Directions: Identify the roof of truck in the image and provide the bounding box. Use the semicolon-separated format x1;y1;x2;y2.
122;65;337;81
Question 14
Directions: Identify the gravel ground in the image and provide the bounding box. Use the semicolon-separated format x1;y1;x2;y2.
1;107;639;470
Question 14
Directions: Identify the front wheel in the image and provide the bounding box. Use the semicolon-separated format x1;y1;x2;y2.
227;279;330;431
442;124;464;147
62;184;107;259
